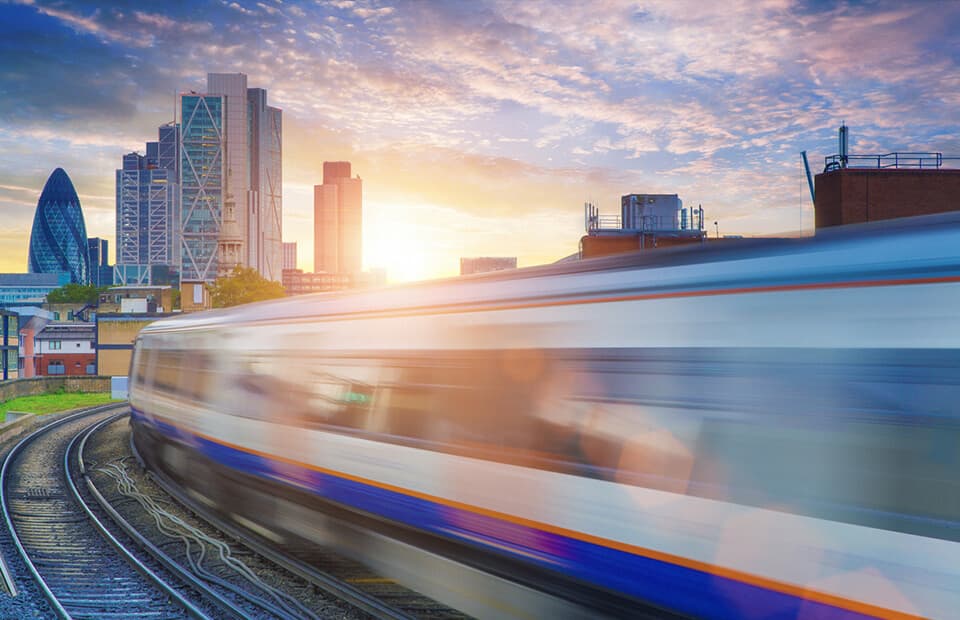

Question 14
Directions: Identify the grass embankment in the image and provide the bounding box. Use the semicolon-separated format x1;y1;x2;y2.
0;392;122;419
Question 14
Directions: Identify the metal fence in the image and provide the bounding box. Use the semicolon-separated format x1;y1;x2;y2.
824;152;960;170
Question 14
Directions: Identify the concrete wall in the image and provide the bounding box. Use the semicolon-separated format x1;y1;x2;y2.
0;376;111;402
815;169;960;228
97;314;166;377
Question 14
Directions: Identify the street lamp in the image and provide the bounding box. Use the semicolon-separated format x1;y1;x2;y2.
714;221;719;239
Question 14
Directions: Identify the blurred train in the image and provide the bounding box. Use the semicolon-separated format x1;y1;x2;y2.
130;213;960;619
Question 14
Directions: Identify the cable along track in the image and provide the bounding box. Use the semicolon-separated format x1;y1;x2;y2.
0;405;205;619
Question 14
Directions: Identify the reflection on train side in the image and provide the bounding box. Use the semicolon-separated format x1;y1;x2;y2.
134;345;960;543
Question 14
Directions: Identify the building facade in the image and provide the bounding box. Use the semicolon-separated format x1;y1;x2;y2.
620;194;683;231
815;168;960;228
282;241;297;271
179;74;282;305
1;310;17;381
314;161;362;275
28;168;90;284
0;272;70;306
460;257;517;275
96;313;173;377
116;123;180;286
87;237;113;287
282;269;353;295
32;323;96;376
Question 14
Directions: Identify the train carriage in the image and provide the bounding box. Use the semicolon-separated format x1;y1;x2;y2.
131;213;960;619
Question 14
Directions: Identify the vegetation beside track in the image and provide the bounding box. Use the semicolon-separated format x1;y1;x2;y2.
0;392;122;419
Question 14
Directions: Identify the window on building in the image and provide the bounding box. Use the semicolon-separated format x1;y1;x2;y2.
86;363;96;375
48;361;65;375
53;312;60;320
49;340;61;350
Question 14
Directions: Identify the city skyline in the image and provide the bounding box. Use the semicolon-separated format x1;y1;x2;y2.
1;1;959;282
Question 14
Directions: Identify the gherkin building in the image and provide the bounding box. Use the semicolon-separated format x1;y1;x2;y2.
28;168;89;284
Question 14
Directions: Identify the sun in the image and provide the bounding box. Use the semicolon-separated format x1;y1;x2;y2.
363;206;438;284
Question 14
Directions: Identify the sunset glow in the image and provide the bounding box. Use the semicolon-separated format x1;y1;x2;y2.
1;1;958;281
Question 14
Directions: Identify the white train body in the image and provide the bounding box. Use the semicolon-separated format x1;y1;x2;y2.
131;214;960;619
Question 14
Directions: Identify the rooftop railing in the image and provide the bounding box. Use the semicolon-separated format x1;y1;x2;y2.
824;152;960;171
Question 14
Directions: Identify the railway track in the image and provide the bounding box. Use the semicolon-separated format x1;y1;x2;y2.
122;417;468;619
0;405;207;619
0;407;473;619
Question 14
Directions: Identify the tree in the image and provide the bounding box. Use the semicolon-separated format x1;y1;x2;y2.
46;283;108;304
206;266;286;308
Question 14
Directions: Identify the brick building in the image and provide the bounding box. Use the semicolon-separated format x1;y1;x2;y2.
815;168;960;228
33;323;96;376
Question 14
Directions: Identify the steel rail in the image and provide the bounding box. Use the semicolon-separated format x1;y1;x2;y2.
67;412;213;619
0;404;199;619
75;413;256;620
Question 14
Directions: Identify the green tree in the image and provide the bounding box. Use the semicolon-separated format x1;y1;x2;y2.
206;266;286;308
46;283;108;304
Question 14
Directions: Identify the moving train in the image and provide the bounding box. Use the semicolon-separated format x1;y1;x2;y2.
129;213;960;619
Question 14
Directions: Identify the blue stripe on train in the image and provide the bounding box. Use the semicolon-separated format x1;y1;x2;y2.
131;408;875;620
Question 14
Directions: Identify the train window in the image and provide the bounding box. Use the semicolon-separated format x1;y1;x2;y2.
179;351;214;403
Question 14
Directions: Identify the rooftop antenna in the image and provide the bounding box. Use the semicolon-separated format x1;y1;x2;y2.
839;122;849;168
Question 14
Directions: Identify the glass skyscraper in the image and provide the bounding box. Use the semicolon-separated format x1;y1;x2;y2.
180;93;223;283
28;168;89;284
87;237;113;287
115;122;180;285
179;74;282;289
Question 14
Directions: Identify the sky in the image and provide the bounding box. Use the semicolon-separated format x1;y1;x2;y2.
1;0;958;282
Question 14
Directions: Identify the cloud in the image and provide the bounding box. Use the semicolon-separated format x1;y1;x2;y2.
1;0;959;278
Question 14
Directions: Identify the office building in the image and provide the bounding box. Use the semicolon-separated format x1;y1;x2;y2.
282;241;297;271
314;161;362;275
87;237;113;287
460;257;517;275
115;123;180;286
179;73;282;306
28;168;90;284
0;273;70;306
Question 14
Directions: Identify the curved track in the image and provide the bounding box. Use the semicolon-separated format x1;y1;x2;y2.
0;405;206;619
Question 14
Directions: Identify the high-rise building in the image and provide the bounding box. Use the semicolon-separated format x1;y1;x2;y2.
115;123;180;286
282;241;297;271
87;238;113;287
179;73;282;303
314;161;362;275
29;168;89;284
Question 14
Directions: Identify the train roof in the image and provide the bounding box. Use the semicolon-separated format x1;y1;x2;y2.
142;210;960;334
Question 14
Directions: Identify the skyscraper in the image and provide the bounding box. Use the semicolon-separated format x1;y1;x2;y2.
115;123;180;285
179;73;282;301
87;238;113;287
28;168;89;284
314;161;362;275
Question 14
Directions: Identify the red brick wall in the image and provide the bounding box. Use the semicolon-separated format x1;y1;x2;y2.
38;353;96;376
815;169;960;228
580;233;706;259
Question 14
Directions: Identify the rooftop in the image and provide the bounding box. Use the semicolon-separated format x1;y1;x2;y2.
35;323;94;340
